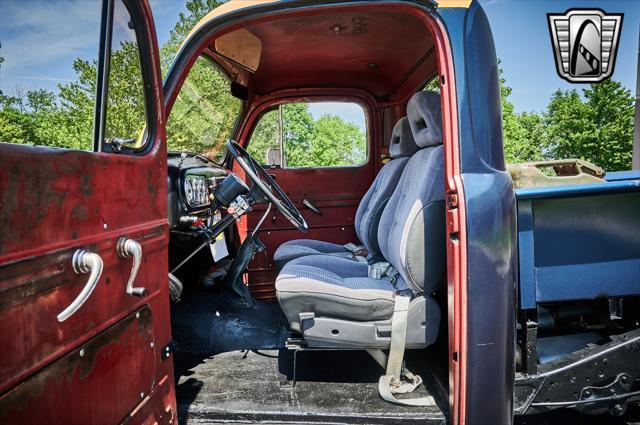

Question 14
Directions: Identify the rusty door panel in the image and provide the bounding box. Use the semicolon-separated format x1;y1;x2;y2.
0;306;156;424
0;144;166;263
0;121;176;423
0;224;167;394
0;0;176;420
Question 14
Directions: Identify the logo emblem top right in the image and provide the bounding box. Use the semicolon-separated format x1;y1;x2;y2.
548;9;623;83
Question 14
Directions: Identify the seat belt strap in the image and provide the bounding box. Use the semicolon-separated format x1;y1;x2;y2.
377;294;435;407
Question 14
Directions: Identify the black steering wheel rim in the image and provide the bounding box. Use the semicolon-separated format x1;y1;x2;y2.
227;140;308;232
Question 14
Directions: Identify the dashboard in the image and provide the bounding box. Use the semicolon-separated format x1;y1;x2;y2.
167;152;227;229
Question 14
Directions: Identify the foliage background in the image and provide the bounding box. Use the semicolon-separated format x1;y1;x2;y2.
0;0;636;171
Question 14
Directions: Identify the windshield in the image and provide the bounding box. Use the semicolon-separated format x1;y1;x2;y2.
166;56;241;162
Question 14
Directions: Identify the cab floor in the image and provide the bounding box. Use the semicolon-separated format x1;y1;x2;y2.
172;290;447;424
175;349;447;424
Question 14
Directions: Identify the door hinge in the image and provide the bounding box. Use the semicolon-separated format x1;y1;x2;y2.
446;191;459;210
446;191;460;235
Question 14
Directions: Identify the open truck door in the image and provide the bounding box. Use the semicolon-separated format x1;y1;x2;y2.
0;0;176;423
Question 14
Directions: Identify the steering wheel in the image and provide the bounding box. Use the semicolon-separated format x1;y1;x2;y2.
227;140;308;232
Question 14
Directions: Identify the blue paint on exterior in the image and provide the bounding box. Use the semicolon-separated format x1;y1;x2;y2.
515;183;640;308
516;179;640;199
516;199;536;309
605;170;640;182
440;3;517;423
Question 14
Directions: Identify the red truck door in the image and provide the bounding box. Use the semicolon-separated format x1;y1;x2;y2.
0;1;176;423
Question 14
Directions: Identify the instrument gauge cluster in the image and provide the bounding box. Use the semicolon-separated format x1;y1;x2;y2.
184;174;210;208
167;153;228;228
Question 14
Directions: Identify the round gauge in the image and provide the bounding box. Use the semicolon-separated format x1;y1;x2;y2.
184;178;195;205
197;179;205;204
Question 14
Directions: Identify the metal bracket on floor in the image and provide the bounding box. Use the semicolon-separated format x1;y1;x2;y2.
280;337;372;390
279;348;300;389
279;337;309;388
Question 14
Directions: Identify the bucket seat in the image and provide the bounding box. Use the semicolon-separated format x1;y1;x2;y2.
275;91;445;349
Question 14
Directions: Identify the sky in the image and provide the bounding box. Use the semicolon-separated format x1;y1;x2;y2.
480;0;639;112
0;0;638;114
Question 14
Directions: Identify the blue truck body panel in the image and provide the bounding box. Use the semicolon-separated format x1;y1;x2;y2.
441;3;517;423
605;170;640;182
516;181;640;309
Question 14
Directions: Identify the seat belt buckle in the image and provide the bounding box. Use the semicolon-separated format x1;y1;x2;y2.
368;262;390;279
344;243;369;261
352;247;369;257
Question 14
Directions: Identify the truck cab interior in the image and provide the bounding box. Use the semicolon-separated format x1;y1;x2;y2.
2;0;639;422
164;1;453;421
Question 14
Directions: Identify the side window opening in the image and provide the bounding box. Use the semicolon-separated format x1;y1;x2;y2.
247;101;368;168
422;74;441;93
166;56;242;163
0;0;148;153
0;0;101;150
103;0;148;152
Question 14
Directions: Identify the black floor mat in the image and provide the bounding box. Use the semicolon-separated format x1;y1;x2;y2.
176;349;447;424
171;289;289;354
172;290;447;423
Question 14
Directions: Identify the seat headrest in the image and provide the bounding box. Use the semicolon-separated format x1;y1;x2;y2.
407;91;443;148
389;117;420;158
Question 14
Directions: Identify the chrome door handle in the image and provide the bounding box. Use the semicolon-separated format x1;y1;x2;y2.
117;237;147;297
57;250;103;322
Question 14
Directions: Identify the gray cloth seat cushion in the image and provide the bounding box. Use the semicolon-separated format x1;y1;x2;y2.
273;239;352;266
273;118;416;267
276;255;409;330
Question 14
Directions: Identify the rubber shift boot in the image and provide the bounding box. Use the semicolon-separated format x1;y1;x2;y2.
219;235;264;308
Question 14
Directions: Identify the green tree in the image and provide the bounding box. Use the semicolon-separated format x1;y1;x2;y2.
166;56;240;159
247;104;367;168
282;103;315;167
499;65;546;163
545;80;635;171
162;0;244;160
246;108;280;162
308;114;366;166
0;99;37;144
161;0;225;75
104;41;147;140
0;91;34;144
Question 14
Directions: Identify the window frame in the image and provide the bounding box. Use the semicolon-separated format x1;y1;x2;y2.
97;0;158;155
0;0;157;155
244;98;371;170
